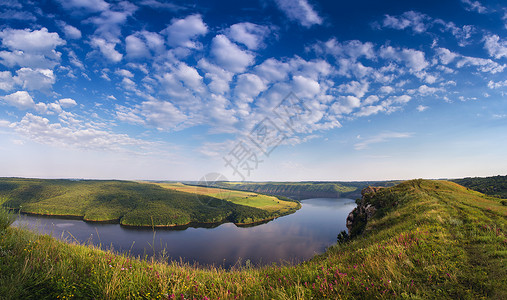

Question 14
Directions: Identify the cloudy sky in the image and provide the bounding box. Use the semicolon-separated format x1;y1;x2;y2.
0;0;506;181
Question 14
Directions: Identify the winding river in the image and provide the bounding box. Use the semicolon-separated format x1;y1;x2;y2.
13;197;356;268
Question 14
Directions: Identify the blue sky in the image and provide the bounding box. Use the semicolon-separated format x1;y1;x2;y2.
0;0;506;181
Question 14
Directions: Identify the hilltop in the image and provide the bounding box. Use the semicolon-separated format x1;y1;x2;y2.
0;178;299;227
0;179;505;299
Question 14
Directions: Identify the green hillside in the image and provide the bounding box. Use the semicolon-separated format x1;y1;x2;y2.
452;175;507;199
0;178;299;227
1;179;505;299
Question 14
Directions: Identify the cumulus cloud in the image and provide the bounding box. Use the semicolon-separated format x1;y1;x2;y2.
487;80;507;89
12;113;151;152
234;73;267;101
1;91;35;110
354;132;413;150
274;0;322;28
338;81;369;98
14;68;55;91
90;37;123;62
483;34;507;59
456;56;506;74
227;22;271;50
62;23;82;40
0;28;65;69
0;71;15;91
58;98;77;108
460;0;487;14
417;105;428;112
163;14;208;49
379;46;428;72
331;95;361;115
211;34;255;73
382;11;430;33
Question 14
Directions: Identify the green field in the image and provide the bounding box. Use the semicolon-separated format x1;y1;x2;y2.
152;182;299;214
0;178;300;227
0;179;505;299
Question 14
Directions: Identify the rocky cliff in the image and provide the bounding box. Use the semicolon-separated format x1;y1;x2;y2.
346;186;384;237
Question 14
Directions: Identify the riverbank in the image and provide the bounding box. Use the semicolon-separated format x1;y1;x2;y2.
1;179;505;299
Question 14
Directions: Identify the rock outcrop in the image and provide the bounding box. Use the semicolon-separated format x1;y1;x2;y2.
346;186;383;237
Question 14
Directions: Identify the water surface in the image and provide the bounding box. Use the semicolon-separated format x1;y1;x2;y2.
13;198;356;268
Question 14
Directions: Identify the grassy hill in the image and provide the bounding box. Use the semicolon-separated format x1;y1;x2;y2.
0;179;505;299
0;178;299;227
216;181;400;200
152;182;299;216
452;175;507;199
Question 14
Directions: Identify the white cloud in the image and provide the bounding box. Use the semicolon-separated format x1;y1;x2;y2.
331;95;361;115
382;11;430;33
90;37;123;62
14;68;55;91
125;35;150;59
227;22;271;50
274;0;322;28
0;71;15;91
140;100;188;130
338;80;369;98
0;28;65;53
379;86;394;94
58;98;77;108
55;0;110;12
198;59;234;95
355;105;384;117
292;75;320;98
174;63;205;93
234;73;267;101
87;2;137;40
483;34;507;59
379;46;428;72
0;9;36;21
314;38;375;61
164;14;208;49
417;105;428;112
115;69;134;78
363;95;380;105
254;58;291;83
456;56;506;74
354;132;413;150
460;0;487;14
62;24;82;40
1;91;35;110
13;113;151;152
211;34;255;73
487;80;507;89
435;47;457;65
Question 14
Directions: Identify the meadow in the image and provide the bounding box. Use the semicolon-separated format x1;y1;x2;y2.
152;182;299;215
0;179;505;299
0;178;299;227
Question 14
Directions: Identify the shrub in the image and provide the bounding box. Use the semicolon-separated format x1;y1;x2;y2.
0;207;15;233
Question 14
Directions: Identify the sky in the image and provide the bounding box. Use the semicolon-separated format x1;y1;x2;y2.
0;0;506;182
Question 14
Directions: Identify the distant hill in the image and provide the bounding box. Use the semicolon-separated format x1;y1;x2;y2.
217;181;400;200
452;175;507;199
0;178;299;227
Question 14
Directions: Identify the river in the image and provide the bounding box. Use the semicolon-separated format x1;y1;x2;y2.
13;197;356;268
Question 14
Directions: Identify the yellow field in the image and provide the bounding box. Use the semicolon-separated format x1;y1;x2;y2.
151;182;298;213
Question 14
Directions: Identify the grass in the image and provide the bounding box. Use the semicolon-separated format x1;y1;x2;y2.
151;182;299;215
0;179;505;299
0;178;300;227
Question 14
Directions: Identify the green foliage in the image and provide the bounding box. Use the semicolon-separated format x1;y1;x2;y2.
452;175;507;199
336;230;349;244
0;207;14;233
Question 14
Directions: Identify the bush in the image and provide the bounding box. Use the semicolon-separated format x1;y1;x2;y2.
0;207;15;233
